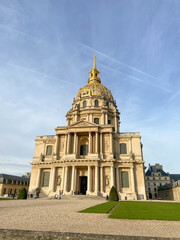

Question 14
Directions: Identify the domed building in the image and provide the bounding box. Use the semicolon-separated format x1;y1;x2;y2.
29;57;146;200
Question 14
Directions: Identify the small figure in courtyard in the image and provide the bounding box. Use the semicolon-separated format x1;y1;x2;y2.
59;190;61;199
106;195;109;201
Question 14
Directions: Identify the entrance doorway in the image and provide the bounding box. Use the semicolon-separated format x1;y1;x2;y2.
80;176;87;195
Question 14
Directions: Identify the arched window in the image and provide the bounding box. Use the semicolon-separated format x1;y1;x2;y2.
121;171;129;188
94;100;98;107
83;100;87;108
80;145;88;155
120;143;127;154
94;118;99;124
46;145;52;156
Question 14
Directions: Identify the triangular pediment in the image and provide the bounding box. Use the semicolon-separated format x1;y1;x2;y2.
70;120;98;128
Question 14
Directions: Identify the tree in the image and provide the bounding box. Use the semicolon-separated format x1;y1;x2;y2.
109;186;119;201
17;188;27;199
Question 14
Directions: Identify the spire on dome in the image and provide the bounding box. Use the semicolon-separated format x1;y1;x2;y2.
88;55;101;83
93;55;96;70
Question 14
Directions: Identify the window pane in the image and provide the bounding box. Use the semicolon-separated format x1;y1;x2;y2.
83;101;87;108
42;172;50;187
120;143;127;154
95;100;98;107
80;145;88;155
121;171;129;188
94;118;99;124
46;146;52;155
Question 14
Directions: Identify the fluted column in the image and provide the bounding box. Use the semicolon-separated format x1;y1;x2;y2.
100;133;103;155
110;133;113;154
61;167;65;191
100;166;104;193
73;133;77;154
88;132;92;154
64;134;67;155
71;166;75;192
50;167;56;192
111;166;115;187
116;167;120;192
64;166;68;192
67;133;70;154
36;168;41;188
95;166;99;193
105;113;108;125
87;166;92;192
131;167;135;192
95;132;99;154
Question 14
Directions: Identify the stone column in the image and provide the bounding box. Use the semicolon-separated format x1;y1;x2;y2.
111;166;115;187
95;132;99;154
61;167;65;191
36;168;41;188
116;167;120;192
105;113;108;125
64;134;67;155
100;166;104;193
74;167;77;191
110;133;113;154
100;133;103;155
67;133;70;154
89;132;92;154
64;166;68;192
50;167;56;192
95;166;99;193
87;166;92;193
131;167;135;192
114;114;117;133
71;166;75;192
73;133;77;154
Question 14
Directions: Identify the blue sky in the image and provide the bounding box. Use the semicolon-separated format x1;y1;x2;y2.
0;0;180;176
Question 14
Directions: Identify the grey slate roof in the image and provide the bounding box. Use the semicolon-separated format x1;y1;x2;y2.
0;174;30;184
170;174;180;182
145;166;169;176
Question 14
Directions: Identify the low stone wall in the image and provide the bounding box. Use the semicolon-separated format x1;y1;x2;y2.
0;229;179;240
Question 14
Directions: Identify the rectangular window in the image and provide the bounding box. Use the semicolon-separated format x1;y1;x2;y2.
121;171;129;188
42;172;50;187
120;143;127;154
46;146;52;156
108;120;111;124
94;118;99;124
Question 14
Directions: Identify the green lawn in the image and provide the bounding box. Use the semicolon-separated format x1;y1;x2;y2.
109;201;180;221
80;201;118;213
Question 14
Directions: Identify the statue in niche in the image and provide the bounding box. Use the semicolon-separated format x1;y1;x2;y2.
57;175;61;186
105;176;109;186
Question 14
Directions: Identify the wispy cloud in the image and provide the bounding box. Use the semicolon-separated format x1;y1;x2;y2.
102;64;171;92
0;3;27;18
0;23;44;43
7;62;75;85
169;89;180;102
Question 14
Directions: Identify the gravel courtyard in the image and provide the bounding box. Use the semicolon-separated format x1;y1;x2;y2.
0;197;180;238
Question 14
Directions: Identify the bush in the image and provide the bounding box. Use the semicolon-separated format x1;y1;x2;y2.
17;188;27;199
109;186;119;201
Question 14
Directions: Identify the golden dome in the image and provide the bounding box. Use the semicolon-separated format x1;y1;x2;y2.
76;82;113;100
76;56;113;101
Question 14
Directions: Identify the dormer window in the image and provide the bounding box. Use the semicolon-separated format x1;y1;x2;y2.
95;100;98;107
83;100;87;108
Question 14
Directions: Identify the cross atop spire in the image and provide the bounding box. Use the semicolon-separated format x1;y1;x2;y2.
93;54;96;70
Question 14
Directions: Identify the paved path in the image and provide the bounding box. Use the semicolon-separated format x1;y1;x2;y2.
0;197;180;238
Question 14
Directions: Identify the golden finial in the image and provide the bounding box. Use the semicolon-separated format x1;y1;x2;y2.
93;54;96;70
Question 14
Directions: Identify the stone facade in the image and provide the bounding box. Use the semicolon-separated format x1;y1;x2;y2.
145;164;170;199
158;180;180;201
29;57;146;200
0;173;30;196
